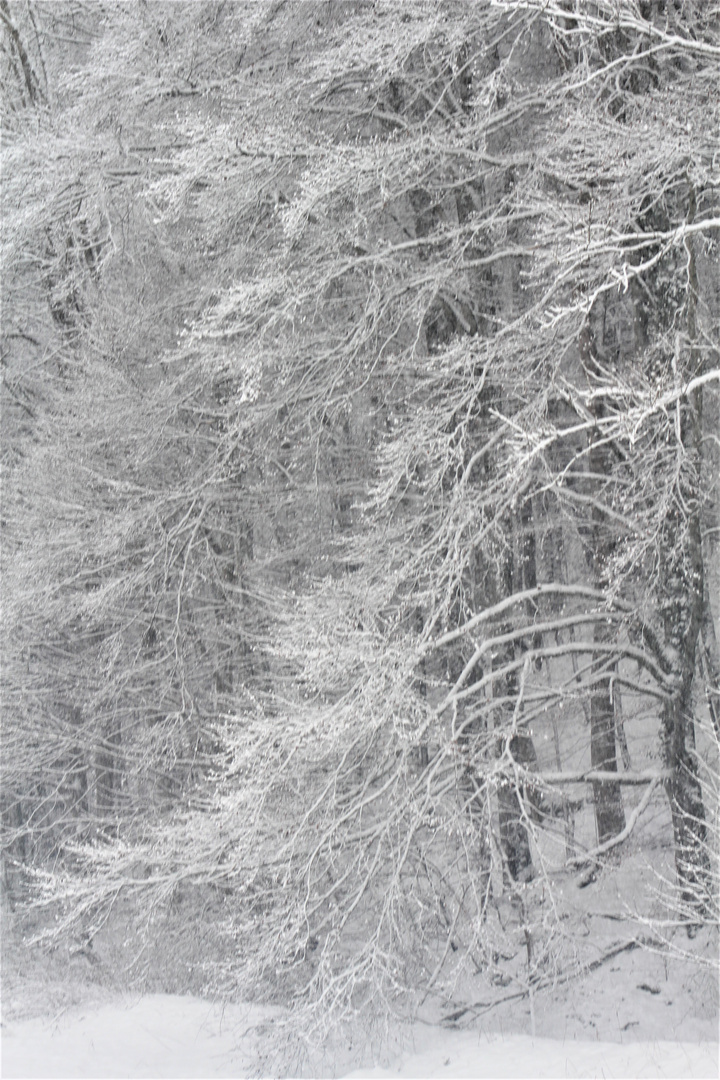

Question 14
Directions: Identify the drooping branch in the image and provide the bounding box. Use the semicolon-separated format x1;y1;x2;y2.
429;584;623;650
538;770;670;786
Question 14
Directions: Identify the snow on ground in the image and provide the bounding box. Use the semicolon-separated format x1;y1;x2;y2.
1;994;278;1079
345;1031;718;1079
1;993;717;1079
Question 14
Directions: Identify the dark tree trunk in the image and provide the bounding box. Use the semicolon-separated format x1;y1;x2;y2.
701;582;720;739
662;698;711;913
456;699;492;915
496;500;542;882
660;425;712;913
589;667;626;843
590;496;626;839
659;210;712;915
584;363;626;845
497;732;535;882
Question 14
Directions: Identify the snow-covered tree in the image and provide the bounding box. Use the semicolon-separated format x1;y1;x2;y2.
2;0;718;1040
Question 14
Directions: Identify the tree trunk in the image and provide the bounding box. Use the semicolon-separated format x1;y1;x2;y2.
701;581;720;740
456;699;492;914
496;732;535;882
583;342;626;845
660;427;711;911
589;617;626;844
662;697;711;914
496;501;541;882
659;206;712;915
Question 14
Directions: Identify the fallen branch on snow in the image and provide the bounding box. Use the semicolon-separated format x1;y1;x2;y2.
442;936;663;1025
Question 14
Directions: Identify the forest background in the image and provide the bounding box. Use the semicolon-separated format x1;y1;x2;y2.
1;0;719;1066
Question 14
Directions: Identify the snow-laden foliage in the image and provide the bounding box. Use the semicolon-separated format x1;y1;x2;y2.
2;0;719;1042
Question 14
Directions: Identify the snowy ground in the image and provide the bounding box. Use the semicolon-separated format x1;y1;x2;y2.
1;995;286;1079
2;991;717;1079
346;1031;719;1079
2;865;718;1079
